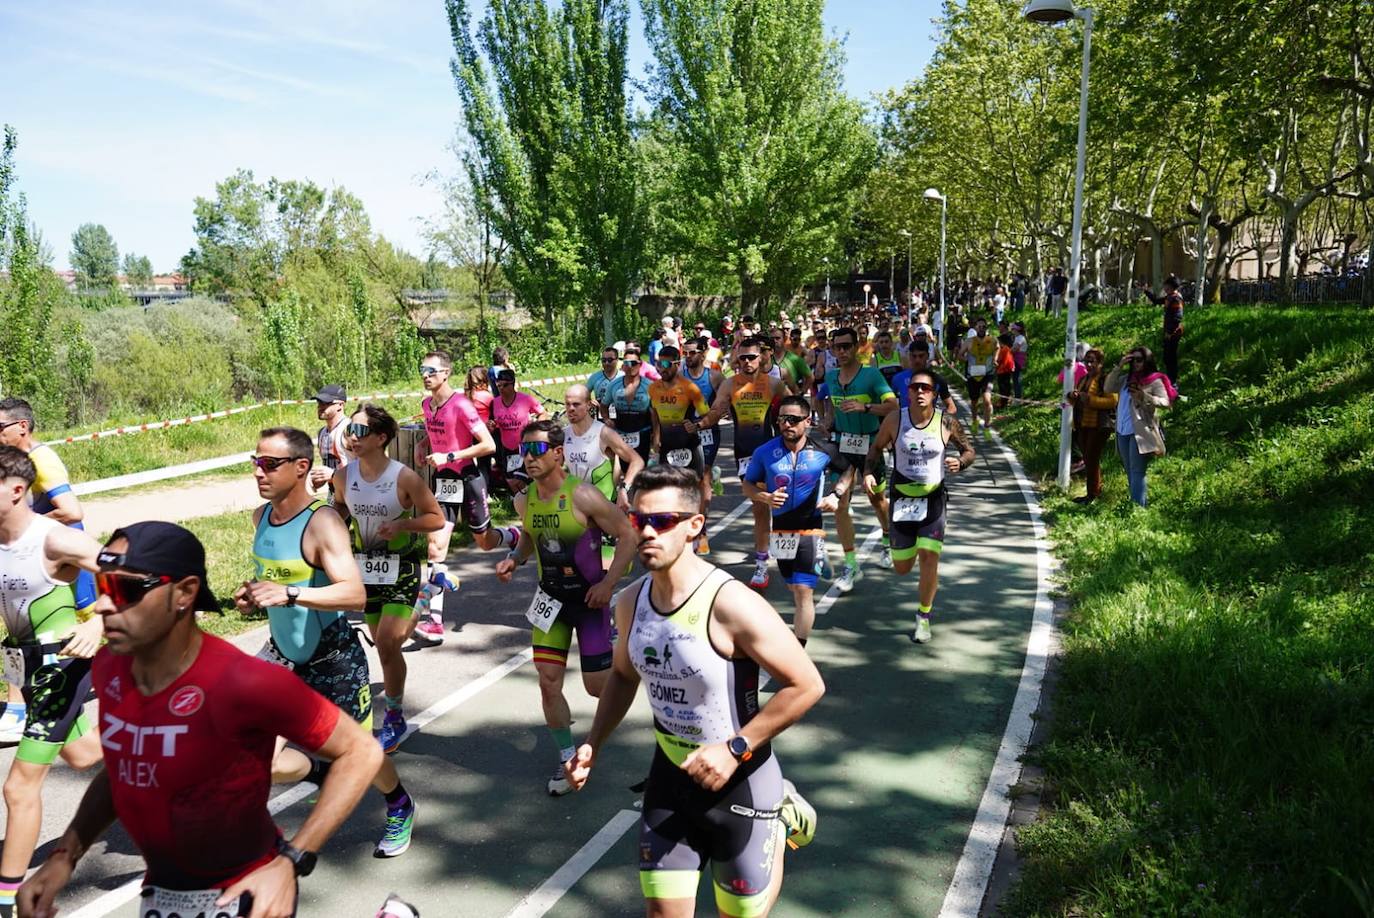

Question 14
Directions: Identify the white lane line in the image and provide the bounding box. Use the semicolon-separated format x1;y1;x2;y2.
938;429;1056;918
813;525;884;616
73;452;253;496
69;649;535;918
707;498;751;538
502;809;641;918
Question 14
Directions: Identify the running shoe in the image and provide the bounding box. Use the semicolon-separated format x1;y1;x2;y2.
833;563;860;593
818;552;834;581
429;571;460;593
548;761;574;797
877;547;894;569
749;559;770;590
911;616;932;644
375;893;421;918
379;709;407;754
414;613;446;644
778;779;817;850
374;795;416;858
0;706;26;744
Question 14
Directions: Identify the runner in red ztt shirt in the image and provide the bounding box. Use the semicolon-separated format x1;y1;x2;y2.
19;522;381;918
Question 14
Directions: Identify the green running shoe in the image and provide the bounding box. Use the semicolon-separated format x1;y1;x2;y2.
374;794;415;858
779;779;817;850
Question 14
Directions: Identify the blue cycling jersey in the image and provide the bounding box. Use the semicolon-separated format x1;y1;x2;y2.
743;434;850;530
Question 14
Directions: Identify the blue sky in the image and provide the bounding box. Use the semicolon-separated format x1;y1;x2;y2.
1;0;941;272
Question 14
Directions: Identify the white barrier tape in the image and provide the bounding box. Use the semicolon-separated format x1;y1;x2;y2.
45;370;594;446
72;452;254;497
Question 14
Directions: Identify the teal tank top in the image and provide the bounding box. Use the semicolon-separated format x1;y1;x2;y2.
252;500;339;664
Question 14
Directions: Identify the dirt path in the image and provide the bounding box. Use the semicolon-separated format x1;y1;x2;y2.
79;476;263;537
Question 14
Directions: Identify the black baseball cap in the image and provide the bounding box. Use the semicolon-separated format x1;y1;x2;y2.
496;369;517;383
99;521;220;612
313;384;347;403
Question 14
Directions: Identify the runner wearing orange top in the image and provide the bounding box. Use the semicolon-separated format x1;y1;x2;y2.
648;347;713;552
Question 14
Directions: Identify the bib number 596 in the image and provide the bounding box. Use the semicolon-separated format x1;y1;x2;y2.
525;588;563;631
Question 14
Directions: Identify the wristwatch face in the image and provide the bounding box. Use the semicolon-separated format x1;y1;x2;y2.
728;736;750;759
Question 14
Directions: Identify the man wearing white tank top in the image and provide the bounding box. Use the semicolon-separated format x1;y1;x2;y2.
565;465;824;918
561;384;644;508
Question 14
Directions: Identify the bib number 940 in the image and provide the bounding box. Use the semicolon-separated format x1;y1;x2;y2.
525;588;563;631
356;553;400;585
140;886;241;918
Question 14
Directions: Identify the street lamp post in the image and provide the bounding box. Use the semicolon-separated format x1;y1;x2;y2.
1024;0;1094;491
899;229;912;317
923;189;947;345
823;257;831;306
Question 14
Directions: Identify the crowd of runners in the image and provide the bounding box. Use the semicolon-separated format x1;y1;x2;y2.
0;288;1079;917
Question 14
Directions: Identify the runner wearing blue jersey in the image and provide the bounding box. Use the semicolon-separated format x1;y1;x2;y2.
741;397;853;645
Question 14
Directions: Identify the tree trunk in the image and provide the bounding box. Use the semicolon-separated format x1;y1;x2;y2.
1278;211;1298;300
1151;230;1164;291
601;298;615;346
1194;197;1211;308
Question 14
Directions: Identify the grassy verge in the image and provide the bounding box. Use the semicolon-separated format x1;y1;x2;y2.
43;363;591;484
990;304;1374;915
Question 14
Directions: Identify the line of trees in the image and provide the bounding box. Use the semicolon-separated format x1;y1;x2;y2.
862;0;1374;306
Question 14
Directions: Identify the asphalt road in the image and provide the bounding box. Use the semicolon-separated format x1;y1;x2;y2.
1;431;1040;917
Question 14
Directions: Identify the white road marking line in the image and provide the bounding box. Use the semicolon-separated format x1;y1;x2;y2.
68;649;535;918
502;809;641;918
813;525;884;615
938;428;1056;918
707;497;751;537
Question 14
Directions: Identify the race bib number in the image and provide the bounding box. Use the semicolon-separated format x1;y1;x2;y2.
140;886;242;918
969;364;988;378
506;453;525;473
770;532;801;560
525;588;563;631
699;429;714;447
622;430;640;448
666;448;693;468
839;433;871;455
607;404;618;419
356;553;400;585
892;497;929;523
737;458;751;479
435;477;464;504
1;647;25;687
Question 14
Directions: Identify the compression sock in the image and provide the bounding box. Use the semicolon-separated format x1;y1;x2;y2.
844;550;857;568
882;534;891;548
918;602;933;620
551;726;576;762
755;550;769;562
384;782;410;806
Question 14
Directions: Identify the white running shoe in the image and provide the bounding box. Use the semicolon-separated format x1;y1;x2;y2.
912;616;932;644
877;547;894;569
749;559;770;590
548;762;574;797
833;564;859;593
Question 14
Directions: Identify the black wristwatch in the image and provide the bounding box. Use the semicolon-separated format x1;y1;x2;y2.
727;735;753;763
446;451;457;464
285;585;301;605
278;842;317;877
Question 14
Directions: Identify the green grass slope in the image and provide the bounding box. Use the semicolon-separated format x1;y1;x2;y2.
992;304;1374;916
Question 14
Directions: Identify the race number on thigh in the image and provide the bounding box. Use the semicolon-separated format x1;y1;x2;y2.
141;886;243;918
839;432;871;455
892;497;929;523
699;428;714;447
525;587;563;631
666;448;693;468
770;531;801;560
435;477;464;504
356;553;400;585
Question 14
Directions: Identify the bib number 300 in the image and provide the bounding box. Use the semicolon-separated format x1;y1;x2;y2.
141;886;242;918
435;477;464;504
525;588;563;631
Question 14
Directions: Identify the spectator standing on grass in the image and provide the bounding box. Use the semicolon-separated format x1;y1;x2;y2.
1011;322;1028;399
1105;346;1175;508
1067;349;1117;504
1161;276;1185;385
994;333;1016;410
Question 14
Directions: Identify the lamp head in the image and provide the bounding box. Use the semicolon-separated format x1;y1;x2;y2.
1022;0;1078;22
923;188;944;202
